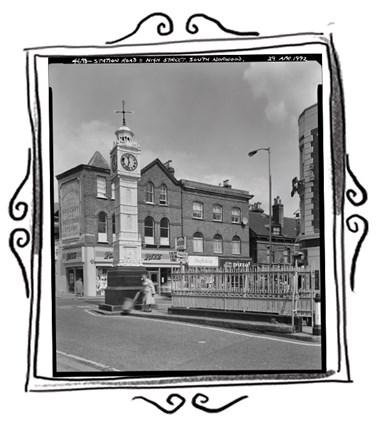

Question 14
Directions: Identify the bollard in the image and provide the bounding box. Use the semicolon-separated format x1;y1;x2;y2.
313;292;322;335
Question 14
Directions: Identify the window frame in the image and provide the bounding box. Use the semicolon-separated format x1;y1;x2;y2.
144;216;155;245
232;235;241;255
146;181;154;204
97;211;108;243
159;184;168;205
231;207;241;224
97;176;107;199
193;232;204;253
160;217;170;246
213;234;223;254
192;202;204;220
212;204;223;222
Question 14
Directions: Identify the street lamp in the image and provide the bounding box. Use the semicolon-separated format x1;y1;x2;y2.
248;147;272;268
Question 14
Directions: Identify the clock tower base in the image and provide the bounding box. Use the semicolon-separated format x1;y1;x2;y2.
98;266;147;311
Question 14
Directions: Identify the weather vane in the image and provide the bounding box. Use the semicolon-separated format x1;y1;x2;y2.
114;100;133;126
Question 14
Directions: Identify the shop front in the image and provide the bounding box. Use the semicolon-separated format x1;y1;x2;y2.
61;247;84;293
94;247;114;295
141;249;182;294
219;257;252;270
187;255;219;270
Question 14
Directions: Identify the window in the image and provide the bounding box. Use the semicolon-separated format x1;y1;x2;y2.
146;182;154;203
112;213;116;241
232;235;241;254
213;234;223;254
160;218;170;246
272;226;281;236
193;202;204;219
97;176;107;198
159;184;168;205
111;183;115;200
193;232;204;253
144;216;154;245
98;212;107;243
231;207;241;223
213;204;223;222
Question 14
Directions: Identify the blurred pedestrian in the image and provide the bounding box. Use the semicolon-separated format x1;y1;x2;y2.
141;274;155;312
75;277;84;296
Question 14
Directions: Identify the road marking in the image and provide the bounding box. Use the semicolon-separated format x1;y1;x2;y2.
84;310;320;347
57;350;120;371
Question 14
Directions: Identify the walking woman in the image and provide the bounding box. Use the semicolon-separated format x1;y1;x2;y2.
141;274;156;312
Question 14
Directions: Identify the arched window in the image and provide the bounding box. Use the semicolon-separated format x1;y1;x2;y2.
98;212;107;243
159;184;168;205
146;182;154;204
213;234;223;254
144;216;154;245
160;217;170;245
232;235;241;255
193;232;204;253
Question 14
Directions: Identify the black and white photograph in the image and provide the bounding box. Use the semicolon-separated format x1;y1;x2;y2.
51;53;324;375
3;1;379;424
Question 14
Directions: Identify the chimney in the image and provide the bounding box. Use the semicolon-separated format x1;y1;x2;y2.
249;202;264;213
223;179;231;188
272;196;284;227
164;160;175;175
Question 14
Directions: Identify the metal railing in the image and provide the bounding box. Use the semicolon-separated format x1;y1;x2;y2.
171;266;316;323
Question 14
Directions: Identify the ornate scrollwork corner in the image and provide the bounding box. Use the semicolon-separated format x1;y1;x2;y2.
345;153;369;292
191;393;248;413
346;154;368;206
186;13;260;37
346;215;368;292
132;393;185;414
9;148;32;298
106;13;173;44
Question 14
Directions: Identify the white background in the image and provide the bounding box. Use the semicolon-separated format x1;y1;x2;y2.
2;1;378;424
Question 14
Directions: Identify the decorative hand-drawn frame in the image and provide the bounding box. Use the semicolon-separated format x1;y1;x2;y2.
10;12;368;412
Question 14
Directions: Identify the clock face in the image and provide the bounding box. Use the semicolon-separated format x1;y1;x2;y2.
120;153;138;171
111;155;117;172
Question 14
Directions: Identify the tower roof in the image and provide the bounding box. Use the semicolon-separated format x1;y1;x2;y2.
88;151;110;169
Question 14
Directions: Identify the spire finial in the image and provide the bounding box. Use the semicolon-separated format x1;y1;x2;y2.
114;100;133;126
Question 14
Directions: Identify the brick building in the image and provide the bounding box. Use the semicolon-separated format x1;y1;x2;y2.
249;199;299;265
292;103;320;270
56;154;253;296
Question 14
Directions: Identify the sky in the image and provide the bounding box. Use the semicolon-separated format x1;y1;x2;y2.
50;58;321;217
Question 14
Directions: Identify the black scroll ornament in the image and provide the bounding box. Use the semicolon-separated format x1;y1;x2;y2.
132;392;247;414
345;154;368;292
106;12;259;44
9;148;31;298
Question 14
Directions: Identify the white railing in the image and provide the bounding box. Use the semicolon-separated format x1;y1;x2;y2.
171;266;316;321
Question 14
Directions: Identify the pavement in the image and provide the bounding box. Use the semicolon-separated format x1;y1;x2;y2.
57;292;321;343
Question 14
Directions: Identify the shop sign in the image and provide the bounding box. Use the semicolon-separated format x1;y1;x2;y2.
175;237;186;251
219;258;252;269
63;249;82;263
141;250;180;264
95;248;114;263
188;256;218;267
60;179;81;240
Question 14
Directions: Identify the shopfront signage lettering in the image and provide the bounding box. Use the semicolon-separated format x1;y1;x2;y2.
65;252;77;261
144;254;162;261
60;179;80;240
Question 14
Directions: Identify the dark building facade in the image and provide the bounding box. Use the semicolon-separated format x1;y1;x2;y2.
249;199;299;265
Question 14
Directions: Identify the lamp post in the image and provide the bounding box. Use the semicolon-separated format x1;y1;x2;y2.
248;147;272;268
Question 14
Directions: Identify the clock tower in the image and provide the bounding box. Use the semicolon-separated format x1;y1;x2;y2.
100;101;146;310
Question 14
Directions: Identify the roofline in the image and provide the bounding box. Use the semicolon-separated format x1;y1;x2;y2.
56;164;110;180
298;103;318;123
141;158;180;185
181;182;253;201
